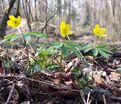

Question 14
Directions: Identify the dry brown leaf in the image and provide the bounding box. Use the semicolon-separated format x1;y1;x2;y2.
53;79;61;84
65;80;73;86
93;74;105;84
109;72;121;81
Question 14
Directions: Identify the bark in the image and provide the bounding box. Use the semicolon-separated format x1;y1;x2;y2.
0;0;16;39
15;0;20;17
22;0;32;32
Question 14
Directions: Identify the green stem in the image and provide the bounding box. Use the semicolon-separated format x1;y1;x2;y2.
67;35;89;66
60;42;64;71
17;27;35;54
100;37;103;44
67;35;71;41
75;47;89;66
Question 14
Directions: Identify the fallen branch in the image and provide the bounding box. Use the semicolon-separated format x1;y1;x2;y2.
41;12;57;33
0;75;80;92
5;82;15;104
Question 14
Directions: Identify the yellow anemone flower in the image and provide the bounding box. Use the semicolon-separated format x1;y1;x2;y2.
60;21;72;38
7;15;21;28
93;24;107;37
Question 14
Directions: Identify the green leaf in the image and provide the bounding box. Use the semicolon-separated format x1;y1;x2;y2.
4;34;17;40
116;68;121;73
79;75;91;88
92;49;98;56
0;34;17;44
10;35;20;42
29;41;40;48
49;42;63;49
96;44;112;54
61;44;69;57
47;64;60;70
64;40;77;47
97;49;110;58
64;41;81;57
72;68;81;77
99;47;113;54
96;44;107;48
96;44;113;56
24;35;31;41
26;32;48;38
81;44;93;53
0;34;16;44
72;47;81;58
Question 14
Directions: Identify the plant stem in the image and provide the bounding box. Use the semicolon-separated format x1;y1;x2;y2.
100;37;103;44
67;35;89;66
67;35;71;41
17;27;35;54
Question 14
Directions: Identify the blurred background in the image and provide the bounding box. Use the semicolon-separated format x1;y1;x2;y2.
0;0;121;42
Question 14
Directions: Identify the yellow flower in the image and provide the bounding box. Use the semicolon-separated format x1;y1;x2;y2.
7;15;21;28
60;21;72;38
93;24;107;37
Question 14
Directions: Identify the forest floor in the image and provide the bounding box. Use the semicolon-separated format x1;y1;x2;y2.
0;22;121;104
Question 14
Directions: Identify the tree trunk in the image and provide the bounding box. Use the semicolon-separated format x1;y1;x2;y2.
22;0;32;32
0;0;16;39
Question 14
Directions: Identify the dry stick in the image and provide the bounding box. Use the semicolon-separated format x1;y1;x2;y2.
5;82;15;104
0;75;80;93
87;92;92;104
103;95;107;104
41;13;57;33
80;93;87;104
0;79;13;91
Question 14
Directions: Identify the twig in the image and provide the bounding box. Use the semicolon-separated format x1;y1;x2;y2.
0;75;80;93
5;82;15;104
87;92;91;104
103;95;107;104
41;12;57;33
80;94;87;104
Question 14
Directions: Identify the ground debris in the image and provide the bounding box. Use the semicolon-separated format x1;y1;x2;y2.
0;48;121;103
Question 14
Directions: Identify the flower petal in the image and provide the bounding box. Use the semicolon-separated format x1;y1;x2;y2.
100;34;107;37
61;33;66;38
7;15;21;28
66;24;72;35
60;21;72;38
7;20;15;27
93;27;100;35
68;31;73;35
66;24;71;30
9;15;16;20
101;28;106;34
60;21;66;29
93;24;107;37
95;24;100;29
17;16;21;24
